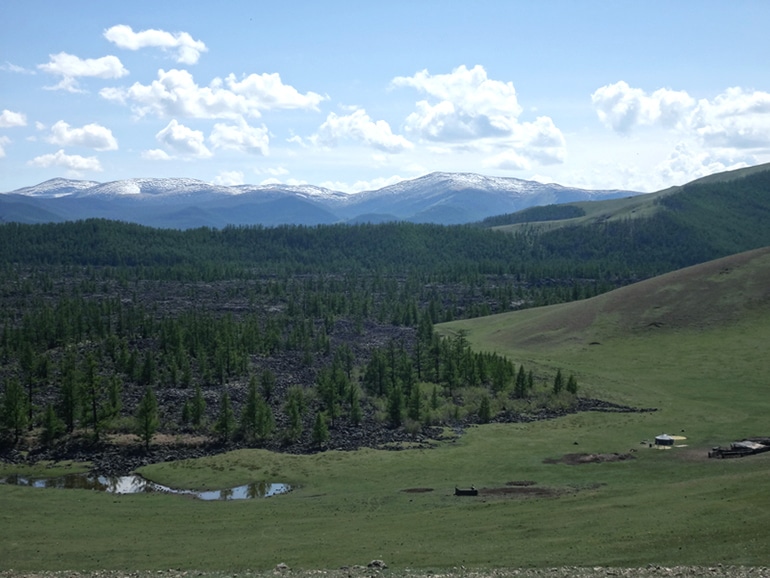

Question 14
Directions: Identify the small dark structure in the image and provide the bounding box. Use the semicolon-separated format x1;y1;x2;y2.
708;437;770;459
454;485;478;496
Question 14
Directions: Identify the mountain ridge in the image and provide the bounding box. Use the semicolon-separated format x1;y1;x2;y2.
0;172;637;228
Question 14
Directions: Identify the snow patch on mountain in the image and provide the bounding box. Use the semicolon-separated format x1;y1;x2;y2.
9;178;101;198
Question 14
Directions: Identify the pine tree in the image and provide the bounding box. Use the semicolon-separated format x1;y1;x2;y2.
553;369;564;395
388;384;403;427
81;353;104;441
135;385;159;451
566;373;578;395
349;385;363;426
214;390;235;442
260;369;276;401
478;394;491;424
513;365;527;399
1;377;29;444
58;349;80;433
40;402;64;445
190;383;206;428
407;383;422;423
311;411;329;448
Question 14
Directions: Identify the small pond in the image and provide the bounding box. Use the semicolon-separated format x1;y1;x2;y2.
0;473;290;500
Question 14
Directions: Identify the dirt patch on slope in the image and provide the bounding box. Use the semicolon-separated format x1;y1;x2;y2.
543;452;635;465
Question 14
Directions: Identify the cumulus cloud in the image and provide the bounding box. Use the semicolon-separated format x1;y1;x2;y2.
393;65;523;141
104;24;208;65
317;108;413;152
141;148;171;161
101;69;325;119
0;136;10;158
592;82;770;150
28;149;103;172
38;52;128;92
155;119;211;158
657;142;750;185
210;117;269;155
591;81;695;133
392;64;566;169
212;170;245;186
690;87;770;149
482;149;531;171
0;109;27;128
47;121;118;150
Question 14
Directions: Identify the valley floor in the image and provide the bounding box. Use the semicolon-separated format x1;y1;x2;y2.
3;567;769;578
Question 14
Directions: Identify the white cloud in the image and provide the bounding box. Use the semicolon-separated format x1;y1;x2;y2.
259;177;308;187
0;109;27;128
155;119;211;158
210;117;269;155
393;65;523;141
691;87;770;149
101;68;325;119
0;136;10;158
592;82;770;150
212;170;245;186
656;142;750;185
1;61;36;74
255;166;290;177
141;148;171;161
38;52;128;92
104;24;208;65
320;174;409;194
591;81;695;133
392;64;566;169
225;73;326;111
482;150;531;171
28;149;103;172
317;108;413;152
47;121;118;151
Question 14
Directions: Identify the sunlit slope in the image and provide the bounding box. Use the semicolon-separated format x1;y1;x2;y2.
442;246;770;351
439;247;770;440
492;161;770;234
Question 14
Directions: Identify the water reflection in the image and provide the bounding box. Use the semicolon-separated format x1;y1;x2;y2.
0;473;290;500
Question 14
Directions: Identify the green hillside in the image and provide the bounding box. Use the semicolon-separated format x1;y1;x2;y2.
440;245;770;441
489;162;770;246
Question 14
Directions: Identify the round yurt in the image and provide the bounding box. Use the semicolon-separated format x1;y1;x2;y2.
655;434;675;446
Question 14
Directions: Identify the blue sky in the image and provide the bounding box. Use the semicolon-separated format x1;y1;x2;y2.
2;0;769;194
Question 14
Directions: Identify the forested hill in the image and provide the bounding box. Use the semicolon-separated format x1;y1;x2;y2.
1;163;769;282
477;163;770;268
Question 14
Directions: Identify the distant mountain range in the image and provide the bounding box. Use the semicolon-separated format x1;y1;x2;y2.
0;172;638;228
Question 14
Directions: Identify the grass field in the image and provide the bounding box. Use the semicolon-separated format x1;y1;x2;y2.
2;249;769;571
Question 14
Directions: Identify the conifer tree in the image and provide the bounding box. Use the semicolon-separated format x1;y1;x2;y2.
388;384;403;427
478;394;491;424
311;411;329;448
553;369;564;395
407;383;422;423
1;377;29;444
214;390;235;441
566;373;578;395
135;385;159;451
190;383;206;428
349;385;363;426
58;349;80;433
40;402;64;445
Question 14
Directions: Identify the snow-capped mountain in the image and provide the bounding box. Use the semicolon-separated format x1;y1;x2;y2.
0;173;639;228
10;178;102;198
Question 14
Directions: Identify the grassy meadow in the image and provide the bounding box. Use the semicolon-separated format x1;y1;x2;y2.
1;249;769;571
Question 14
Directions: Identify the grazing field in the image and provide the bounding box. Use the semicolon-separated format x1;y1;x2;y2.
2;249;769;571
